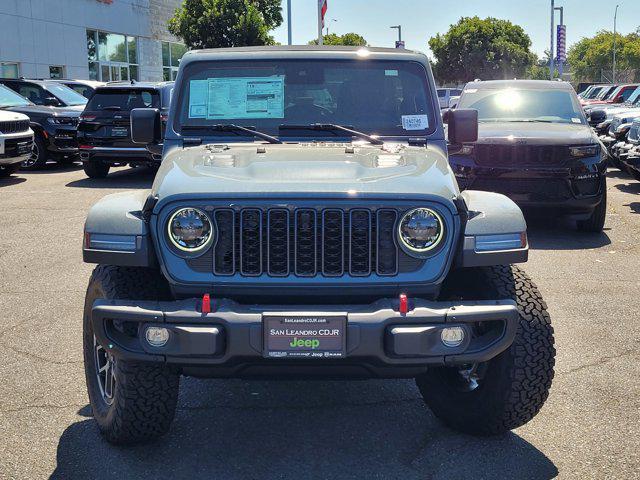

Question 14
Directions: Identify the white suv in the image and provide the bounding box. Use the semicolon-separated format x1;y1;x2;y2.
0;110;33;177
437;88;462;109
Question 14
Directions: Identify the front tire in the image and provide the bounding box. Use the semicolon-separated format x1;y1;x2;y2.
416;265;555;436
577;187;607;233
0;163;21;177
83;161;110;179
22;134;48;170
83;265;179;445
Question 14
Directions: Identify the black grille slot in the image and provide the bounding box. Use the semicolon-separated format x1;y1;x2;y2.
349;209;371;276
476;144;569;168
0;120;30;134
267;209;289;276
322;210;344;276
376;210;399;275
213;210;235;275
208;206;407;278
295;209;317;276
240;209;262;276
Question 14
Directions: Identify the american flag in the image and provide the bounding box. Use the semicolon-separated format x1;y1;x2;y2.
319;0;328;28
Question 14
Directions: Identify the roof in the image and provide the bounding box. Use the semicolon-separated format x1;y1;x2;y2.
467;79;575;90
98;81;174;90
180;45;428;65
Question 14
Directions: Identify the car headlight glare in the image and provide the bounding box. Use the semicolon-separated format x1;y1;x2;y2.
570;145;601;158
398;208;444;256
167;208;213;252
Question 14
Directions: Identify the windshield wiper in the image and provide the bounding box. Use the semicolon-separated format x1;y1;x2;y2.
508;119;555;123
101;106;122;111
279;124;384;145
182;124;282;144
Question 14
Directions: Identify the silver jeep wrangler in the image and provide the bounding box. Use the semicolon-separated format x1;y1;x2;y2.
82;46;555;444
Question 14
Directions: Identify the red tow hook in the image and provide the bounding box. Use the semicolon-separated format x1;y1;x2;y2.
201;293;212;314
399;293;409;314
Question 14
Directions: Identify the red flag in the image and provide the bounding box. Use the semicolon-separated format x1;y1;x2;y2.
319;0;327;28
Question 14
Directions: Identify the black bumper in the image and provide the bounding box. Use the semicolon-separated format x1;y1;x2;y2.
91;297;519;378
79;147;159;165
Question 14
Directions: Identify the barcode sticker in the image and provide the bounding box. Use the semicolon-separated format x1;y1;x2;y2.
401;115;429;131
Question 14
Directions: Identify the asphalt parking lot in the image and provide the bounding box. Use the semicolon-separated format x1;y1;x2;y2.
0;164;639;480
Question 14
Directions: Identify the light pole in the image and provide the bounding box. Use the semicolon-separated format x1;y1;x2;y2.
326;18;337;35
613;4;619;83
550;0;555;80
390;25;402;48
287;0;292;45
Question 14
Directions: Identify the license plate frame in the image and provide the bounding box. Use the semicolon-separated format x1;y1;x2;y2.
263;314;346;359
110;126;129;137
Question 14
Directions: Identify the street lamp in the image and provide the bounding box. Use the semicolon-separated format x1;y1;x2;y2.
613;4;620;83
390;25;402;42
326;18;337;35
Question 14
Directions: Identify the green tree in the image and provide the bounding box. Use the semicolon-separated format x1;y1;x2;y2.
428;17;536;84
308;33;368;46
168;0;283;49
568;30;640;82
526;50;560;80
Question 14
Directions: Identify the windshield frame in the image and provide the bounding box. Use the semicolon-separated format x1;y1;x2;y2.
0;84;34;108
172;58;438;141
44;82;88;106
457;86;587;125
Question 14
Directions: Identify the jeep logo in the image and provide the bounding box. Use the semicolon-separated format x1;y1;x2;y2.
289;337;320;349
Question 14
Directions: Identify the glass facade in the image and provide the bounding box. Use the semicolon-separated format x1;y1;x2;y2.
49;66;64;79
162;41;187;81
0;62;20;78
87;29;139;81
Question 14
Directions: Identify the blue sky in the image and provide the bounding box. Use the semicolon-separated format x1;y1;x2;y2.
272;0;640;58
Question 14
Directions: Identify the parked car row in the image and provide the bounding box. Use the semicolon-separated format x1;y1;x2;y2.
0;77;172;179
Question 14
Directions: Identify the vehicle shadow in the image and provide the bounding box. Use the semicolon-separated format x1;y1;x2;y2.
22;161;83;174
0;176;27;187
50;379;557;480
526;216;611;250
65;167;155;189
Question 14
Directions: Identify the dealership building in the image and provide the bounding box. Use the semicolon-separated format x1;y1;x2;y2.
0;0;186;82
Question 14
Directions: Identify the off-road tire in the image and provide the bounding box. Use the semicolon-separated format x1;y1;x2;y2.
416;265;555;436
83;265;179;445
22;134;48;170
577;187;607;233
0;163;21;177
83;161;110;179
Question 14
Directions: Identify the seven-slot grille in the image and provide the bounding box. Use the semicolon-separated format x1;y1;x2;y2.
0;120;30;134
475;144;570;168
209;207;401;278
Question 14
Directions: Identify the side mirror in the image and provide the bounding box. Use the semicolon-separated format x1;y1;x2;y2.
43;96;60;106
443;108;478;144
590;109;607;124
131;108;161;145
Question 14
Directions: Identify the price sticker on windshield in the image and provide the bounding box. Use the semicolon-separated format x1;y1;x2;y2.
402;115;429;131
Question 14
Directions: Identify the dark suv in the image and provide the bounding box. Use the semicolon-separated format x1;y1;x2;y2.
0;83;81;169
77;82;173;178
0;78;87;108
450;80;607;232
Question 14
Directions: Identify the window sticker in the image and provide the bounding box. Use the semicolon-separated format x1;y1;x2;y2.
189;76;285;120
464;88;478;94
402;114;429;131
571;118;582;124
385;69;399;76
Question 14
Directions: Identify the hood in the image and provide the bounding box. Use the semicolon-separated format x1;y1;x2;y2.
0;110;29;121
477;122;595;146
152;142;458;202
611;109;640;122
6;104;82;117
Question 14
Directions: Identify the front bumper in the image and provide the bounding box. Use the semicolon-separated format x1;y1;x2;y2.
92;297;519;378
79;146;160;165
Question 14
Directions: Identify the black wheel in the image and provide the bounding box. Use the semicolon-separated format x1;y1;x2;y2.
22;134;48;170
416;265;555;436
0;163;21;177
83;161;110;179
577;187;607;233
83;265;179;445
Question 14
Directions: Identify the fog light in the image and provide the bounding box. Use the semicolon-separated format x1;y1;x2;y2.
145;327;169;347
441;327;465;347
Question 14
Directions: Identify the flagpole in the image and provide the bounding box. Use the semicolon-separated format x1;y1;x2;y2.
317;0;324;45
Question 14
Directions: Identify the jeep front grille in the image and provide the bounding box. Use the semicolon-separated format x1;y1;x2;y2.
209;207;401;277
475;144;569;167
0;120;30;134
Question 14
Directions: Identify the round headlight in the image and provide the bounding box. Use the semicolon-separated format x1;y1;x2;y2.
167;208;213;252
398;208;444;255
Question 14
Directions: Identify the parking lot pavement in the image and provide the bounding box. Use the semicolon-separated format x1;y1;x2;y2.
0;163;639;480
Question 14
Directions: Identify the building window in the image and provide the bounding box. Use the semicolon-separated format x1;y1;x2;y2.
161;41;187;81
86;29;139;82
0;62;19;78
49;66;65;79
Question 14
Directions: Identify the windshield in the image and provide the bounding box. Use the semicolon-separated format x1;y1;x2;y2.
45;83;87;106
458;87;586;124
0;84;32;108
85;89;160;111
175;59;435;139
628;88;640;105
